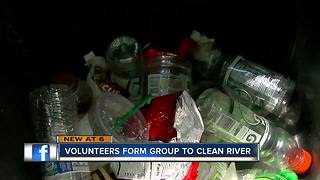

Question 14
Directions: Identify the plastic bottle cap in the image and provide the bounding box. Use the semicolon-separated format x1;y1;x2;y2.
254;173;286;180
279;169;298;180
256;177;287;180
291;149;312;175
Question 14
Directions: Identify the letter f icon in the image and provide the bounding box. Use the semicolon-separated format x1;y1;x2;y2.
39;145;48;161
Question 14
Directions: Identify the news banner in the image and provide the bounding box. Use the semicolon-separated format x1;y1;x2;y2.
24;136;259;162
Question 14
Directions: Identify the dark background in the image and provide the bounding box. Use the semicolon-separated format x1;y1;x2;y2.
0;1;319;179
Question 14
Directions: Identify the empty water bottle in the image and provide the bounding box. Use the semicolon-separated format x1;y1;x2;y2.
189;31;295;119
29;85;90;180
220;56;295;120
196;89;311;175
29;85;77;142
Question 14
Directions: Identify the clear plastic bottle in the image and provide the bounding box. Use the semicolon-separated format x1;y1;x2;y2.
220;55;295;120
198;132;231;180
190;32;295;119
200;131;301;180
142;55;192;97
29;85;77;142
196;88;311;175
51;71;93;114
106;36;142;78
29;85;90;179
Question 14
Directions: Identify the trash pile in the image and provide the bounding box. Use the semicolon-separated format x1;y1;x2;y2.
29;30;312;180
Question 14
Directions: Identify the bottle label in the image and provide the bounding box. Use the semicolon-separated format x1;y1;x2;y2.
147;74;190;97
115;162;149;179
223;56;285;114
232;97;270;147
128;77;142;102
215;113;269;147
111;162;190;179
150;162;181;179
215;114;261;144
43;162;90;176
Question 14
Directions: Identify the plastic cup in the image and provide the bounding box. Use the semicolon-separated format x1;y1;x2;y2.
88;92;149;142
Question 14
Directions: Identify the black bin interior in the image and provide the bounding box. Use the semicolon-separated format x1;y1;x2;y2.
1;1;319;179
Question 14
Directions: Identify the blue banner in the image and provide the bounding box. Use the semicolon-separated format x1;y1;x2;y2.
58;143;259;162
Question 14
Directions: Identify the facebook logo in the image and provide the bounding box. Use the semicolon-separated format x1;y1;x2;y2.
32;144;50;161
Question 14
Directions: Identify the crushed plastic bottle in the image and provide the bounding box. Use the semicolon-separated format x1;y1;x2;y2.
196;88;311;175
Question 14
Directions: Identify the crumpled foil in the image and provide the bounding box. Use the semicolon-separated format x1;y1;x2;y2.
161;91;204;180
110;91;204;180
174;91;204;143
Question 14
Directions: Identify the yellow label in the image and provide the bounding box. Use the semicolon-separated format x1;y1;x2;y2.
58;136;112;143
